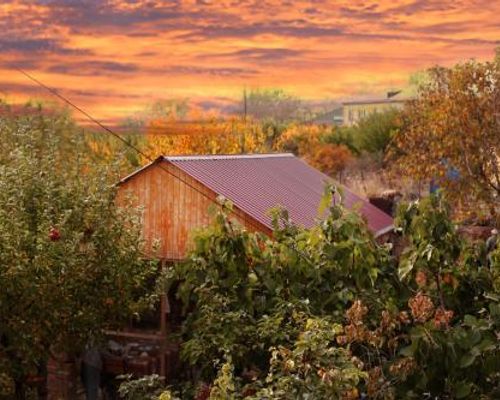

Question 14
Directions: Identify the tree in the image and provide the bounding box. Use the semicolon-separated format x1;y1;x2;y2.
160;194;395;399
351;108;401;155
145;116;268;157
276;123;328;155
245;88;305;123
310;143;353;180
87;129;147;171
143;99;190;122
407;70;431;97
0;109;156;398
389;53;500;213
276;124;354;178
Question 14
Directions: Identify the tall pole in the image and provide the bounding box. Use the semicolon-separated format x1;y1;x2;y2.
241;88;247;153
243;88;247;121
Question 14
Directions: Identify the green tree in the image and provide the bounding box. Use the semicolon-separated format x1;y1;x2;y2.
350;108;401;155
163;193;395;398
119;189;500;399
0;110;156;398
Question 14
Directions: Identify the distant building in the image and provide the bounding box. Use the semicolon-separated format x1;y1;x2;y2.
342;90;409;126
309;107;344;126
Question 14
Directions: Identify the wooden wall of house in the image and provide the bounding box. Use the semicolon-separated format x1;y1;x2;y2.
117;161;271;260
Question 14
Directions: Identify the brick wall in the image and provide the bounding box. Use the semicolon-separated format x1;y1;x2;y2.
47;357;79;400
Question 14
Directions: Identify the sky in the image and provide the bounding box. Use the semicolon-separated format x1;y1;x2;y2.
1;0;499;123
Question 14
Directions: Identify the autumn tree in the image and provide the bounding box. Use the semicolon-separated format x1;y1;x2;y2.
310;143;353;180
245;88;305;123
141;98;190;123
277;124;354;178
276;123;327;155
145;116;268;157
389;53;500;214
87;129;147;172
0;109;156;398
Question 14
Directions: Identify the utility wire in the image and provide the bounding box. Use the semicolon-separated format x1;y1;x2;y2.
15;69;334;259
15;68;222;206
16;68;152;161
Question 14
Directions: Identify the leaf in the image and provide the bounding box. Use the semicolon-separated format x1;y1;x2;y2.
454;381;472;399
400;345;414;357
398;256;415;280
317;185;333;216
459;353;476;368
463;315;477;327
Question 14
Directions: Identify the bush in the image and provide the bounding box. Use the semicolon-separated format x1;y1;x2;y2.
352;108;401;155
158;191;500;399
108;190;500;399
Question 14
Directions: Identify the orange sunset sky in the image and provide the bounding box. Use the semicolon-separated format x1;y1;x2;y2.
1;0;499;123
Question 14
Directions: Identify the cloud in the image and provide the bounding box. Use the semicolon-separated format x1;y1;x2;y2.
166;65;259;77
209;48;306;63
42;61;257;78
177;23;344;41
388;0;459;15
339;5;384;20
1;0;498;122
135;51;158;57
41;1;208;34
303;7;320;15
179;21;499;46
194;97;238;113
0;38;89;55
0;81;143;101
46;61;140;76
1;58;42;70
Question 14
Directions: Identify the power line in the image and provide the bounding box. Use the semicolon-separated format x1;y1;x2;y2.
16;68;152;162
14;68;221;206
14;69;339;261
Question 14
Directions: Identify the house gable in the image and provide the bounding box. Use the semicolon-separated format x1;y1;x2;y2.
117;160;270;260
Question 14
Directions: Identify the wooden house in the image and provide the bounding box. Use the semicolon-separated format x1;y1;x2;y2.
108;153;393;380
117;153;393;260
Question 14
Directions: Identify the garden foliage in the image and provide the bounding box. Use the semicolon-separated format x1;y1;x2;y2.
142;191;500;399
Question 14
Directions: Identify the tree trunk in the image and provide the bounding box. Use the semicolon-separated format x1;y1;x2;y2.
14;379;26;400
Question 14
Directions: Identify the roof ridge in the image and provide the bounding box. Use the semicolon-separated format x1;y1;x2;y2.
163;153;294;161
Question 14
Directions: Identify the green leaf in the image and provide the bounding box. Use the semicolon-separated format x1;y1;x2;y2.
398;257;414;280
400;345;414;357
459;353;477;368
454;381;472;399
317;185;333;216
463;315;477;327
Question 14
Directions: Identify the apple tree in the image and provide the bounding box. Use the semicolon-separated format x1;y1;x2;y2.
0;109;156;398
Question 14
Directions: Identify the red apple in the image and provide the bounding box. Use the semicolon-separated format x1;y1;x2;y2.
49;227;61;241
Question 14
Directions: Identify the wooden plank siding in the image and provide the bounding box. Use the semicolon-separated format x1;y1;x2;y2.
117;160;271;260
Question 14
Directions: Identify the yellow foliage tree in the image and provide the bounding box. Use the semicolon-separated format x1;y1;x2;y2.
144;116;268;159
389;54;500;216
276;124;328;155
277;124;353;178
310;144;353;180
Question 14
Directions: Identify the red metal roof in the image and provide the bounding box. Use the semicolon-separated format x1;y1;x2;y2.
160;153;393;236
